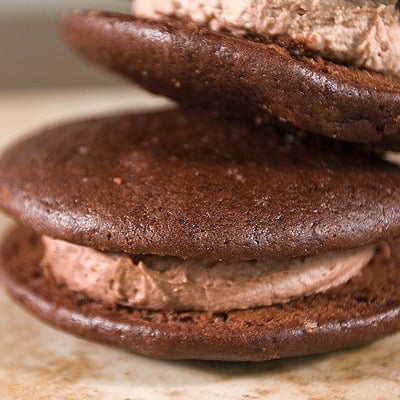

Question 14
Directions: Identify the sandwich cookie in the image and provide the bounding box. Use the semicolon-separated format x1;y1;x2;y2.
62;6;400;147
1;109;400;361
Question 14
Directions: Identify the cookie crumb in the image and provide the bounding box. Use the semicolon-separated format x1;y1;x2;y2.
78;146;88;155
254;116;263;126
304;320;318;332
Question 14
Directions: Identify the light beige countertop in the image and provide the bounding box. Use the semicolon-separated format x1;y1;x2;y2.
0;87;399;400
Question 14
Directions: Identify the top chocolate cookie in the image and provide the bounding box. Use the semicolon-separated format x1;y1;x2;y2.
1;109;400;261
62;8;400;148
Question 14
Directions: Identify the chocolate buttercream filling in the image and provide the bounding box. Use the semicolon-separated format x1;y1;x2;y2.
134;0;400;78
41;236;376;313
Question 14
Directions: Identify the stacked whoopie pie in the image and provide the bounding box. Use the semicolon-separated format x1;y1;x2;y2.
1;1;400;362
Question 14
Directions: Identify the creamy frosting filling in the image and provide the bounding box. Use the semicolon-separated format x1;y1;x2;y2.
41;236;375;313
134;0;400;78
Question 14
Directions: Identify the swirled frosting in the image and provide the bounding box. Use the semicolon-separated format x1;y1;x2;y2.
134;0;400;78
41;236;375;312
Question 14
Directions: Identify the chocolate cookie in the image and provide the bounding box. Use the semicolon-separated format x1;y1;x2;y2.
1;110;400;260
62;11;400;147
1;226;400;361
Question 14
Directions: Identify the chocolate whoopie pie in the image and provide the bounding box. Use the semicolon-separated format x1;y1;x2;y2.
62;2;400;148
1;109;400;361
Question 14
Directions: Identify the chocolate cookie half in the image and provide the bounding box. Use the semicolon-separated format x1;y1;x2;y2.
62;10;400;147
1;109;400;360
1;226;400;361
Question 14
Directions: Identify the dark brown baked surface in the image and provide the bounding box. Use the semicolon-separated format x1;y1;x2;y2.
1;226;400;361
62;11;400;147
1;109;400;260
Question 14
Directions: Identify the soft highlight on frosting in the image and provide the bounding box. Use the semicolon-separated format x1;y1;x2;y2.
134;0;400;78
41;236;375;312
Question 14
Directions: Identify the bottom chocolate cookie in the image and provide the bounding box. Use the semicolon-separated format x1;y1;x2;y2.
1;226;400;361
